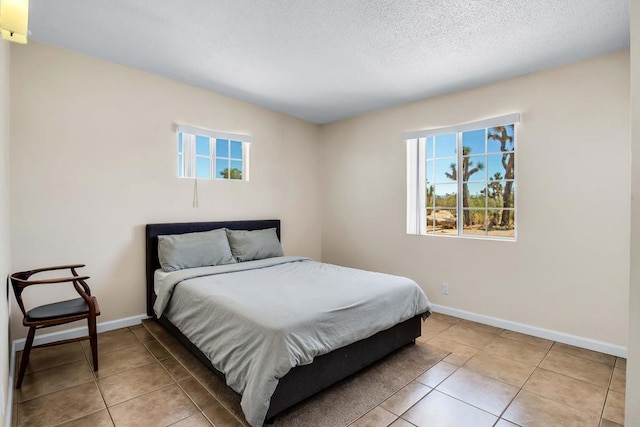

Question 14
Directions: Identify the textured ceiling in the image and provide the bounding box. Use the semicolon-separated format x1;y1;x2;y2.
28;0;629;124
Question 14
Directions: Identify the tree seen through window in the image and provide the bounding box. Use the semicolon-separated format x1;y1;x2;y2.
424;124;515;237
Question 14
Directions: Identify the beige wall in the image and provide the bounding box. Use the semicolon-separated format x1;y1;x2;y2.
0;39;11;425
321;51;630;347
8;41;322;339
627;1;639;424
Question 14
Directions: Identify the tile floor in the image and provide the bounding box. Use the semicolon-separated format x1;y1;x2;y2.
12;315;626;426
351;313;626;427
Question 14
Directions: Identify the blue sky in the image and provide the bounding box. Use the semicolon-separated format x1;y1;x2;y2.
178;133;243;179
426;125;514;191
426;125;515;199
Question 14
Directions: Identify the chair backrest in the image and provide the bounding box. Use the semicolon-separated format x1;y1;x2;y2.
10;270;34;318
9;264;90;319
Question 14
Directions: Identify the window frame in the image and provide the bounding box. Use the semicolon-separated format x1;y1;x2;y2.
213;138;246;181
176;124;252;182
405;114;519;241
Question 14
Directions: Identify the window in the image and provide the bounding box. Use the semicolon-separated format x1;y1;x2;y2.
177;124;252;181
406;114;519;239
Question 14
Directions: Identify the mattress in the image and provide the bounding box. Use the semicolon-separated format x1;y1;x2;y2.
153;269;170;294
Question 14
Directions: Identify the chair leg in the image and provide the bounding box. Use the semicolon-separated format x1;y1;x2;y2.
88;316;98;371
16;327;36;389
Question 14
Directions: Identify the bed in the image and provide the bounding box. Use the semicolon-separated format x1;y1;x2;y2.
146;220;430;426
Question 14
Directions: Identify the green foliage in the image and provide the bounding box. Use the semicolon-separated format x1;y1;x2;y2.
466;210;485;226
445;146;484;226
444;146;485;182
488;126;515;226
220;168;242;180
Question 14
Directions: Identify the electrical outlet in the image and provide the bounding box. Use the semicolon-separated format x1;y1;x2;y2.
441;283;449;295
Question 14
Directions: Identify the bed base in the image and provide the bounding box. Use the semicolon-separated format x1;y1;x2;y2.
157;314;421;422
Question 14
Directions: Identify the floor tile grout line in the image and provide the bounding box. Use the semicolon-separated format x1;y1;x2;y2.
433;316;618;366
93;359;158;382
435;348;520;421
89;333;124;427
421;388;500;420
397;418;419;427
430;328;504;414
419;321;454;341
495;385;525;424
175;378;245;427
165;410;206;427
15;344;95;423
425;320;615;427
15;344;83;377
597;389;610;425
89;341;146;360
22;355;88;378
142;320;248;426
425;322;617;426
534;352;614;389
16;376;96;405
432;326;494;352
97;364;177;407
350;348;451;425
90;326;177;424
495;337;572;423
17;380;107;427
377;347;450;399
391;386;434;422
107;382;178;410
93;335;179;410
517;368;609;419
600;388;622;425
86;328;165;382
430;318;626;423
550;342;617;366
607;362;616;388
177;392;209;426
50;407;109;427
392;352;462;423
416;359;461;390
14;358;93;388
82;345;146;378
536;338;556;368
497;333;554;351
346;406;398;427
459;336;529;422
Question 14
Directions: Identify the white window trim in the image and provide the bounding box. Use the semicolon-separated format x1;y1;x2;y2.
402;113;520;140
176;124;254;143
406;114;520;240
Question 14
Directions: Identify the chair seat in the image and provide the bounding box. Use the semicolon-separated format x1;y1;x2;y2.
26;297;91;321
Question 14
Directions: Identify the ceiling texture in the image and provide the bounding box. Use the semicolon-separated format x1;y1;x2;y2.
28;0;629;124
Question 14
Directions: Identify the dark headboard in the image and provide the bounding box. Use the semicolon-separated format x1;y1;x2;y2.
145;219;281;317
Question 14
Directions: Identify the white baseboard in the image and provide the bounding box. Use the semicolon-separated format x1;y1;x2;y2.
12;314;150;352
430;304;627;358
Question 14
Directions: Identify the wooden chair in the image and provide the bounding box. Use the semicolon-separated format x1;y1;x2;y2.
10;264;100;388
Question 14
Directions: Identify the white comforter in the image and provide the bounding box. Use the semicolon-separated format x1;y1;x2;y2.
154;256;430;426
